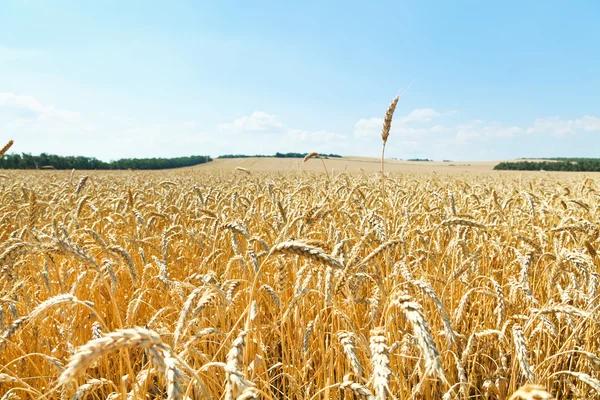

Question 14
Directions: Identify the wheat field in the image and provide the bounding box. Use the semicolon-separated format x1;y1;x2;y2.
1;166;600;400
195;156;499;174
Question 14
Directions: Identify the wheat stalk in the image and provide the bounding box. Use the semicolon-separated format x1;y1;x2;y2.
0;139;14;158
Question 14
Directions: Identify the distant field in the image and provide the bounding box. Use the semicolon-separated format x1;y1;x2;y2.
191;156;600;176
193;156;499;173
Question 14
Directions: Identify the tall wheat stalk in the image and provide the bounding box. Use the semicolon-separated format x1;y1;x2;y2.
304;152;331;184
380;96;399;236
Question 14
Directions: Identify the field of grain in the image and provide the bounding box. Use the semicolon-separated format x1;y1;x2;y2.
2;166;600;400
195;157;498;174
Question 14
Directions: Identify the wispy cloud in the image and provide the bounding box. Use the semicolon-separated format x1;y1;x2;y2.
457;115;600;142
526;116;600;137
354;103;600;147
354;117;382;138
287;128;346;142
4;91;600;160
218;111;284;133
218;111;346;143
181;120;199;128
400;108;442;124
351;105;600;160
354;108;446;138
455;121;525;142
578;116;600;132
0;92;80;122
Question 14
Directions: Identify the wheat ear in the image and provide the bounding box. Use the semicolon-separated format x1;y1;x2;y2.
59;327;168;384
0;139;14;158
235;167;251;174
369;327;391;400
340;380;375;400
270;240;343;269
394;295;447;384
225;330;254;399
508;384;553;400
512;324;535;383
338;331;364;379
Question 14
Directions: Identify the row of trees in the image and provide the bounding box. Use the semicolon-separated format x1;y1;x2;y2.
274;152;342;158
517;157;600;162
0;153;212;170
218;154;270;158
219;152;342;159
494;160;600;172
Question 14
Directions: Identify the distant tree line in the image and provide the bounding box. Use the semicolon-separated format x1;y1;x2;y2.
517;157;600;162
219;152;342;159
494;160;600;172
218;154;270;158
274;152;342;159
407;158;432;162
0;153;212;170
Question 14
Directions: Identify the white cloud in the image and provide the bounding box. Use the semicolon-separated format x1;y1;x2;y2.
181;120;199;128
354;108;445;138
391;140;421;151
218;111;284;133
287;128;346;142
4;91;600;161
526;115;600;137
353;105;600;159
395;127;439;138
217;111;346;148
0;92;80;122
456;121;524;142
577;116;600;131
2;97;350;159
400;108;441;123
354;117;382;138
431;125;450;133
354;119;440;139
527;117;575;137
456;115;600;143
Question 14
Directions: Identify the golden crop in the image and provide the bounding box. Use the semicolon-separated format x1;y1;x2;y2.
1;169;599;399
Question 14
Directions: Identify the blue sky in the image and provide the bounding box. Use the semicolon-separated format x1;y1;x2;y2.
1;1;599;161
